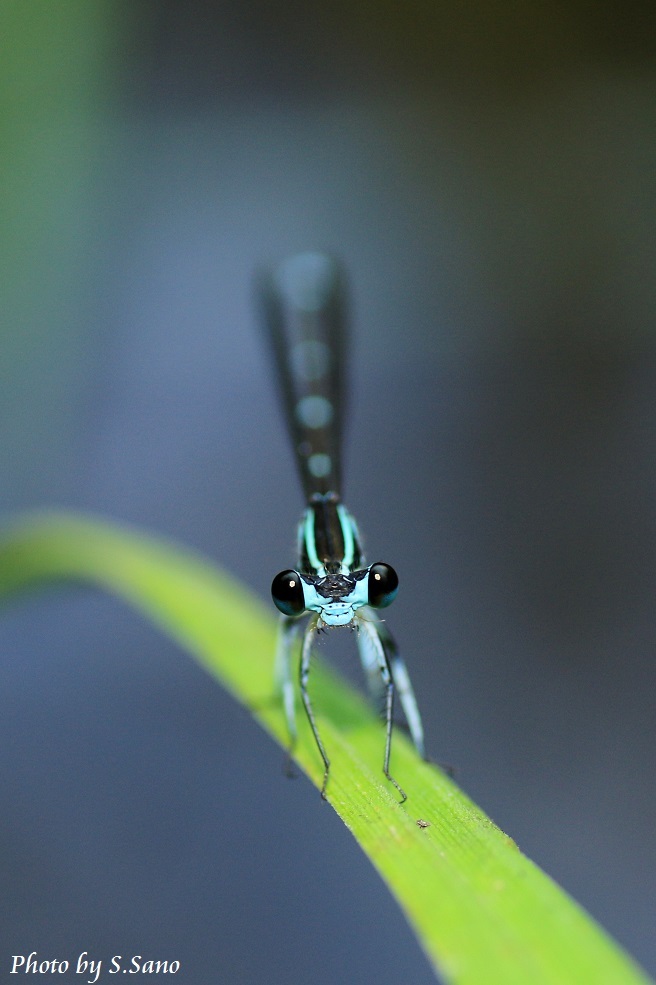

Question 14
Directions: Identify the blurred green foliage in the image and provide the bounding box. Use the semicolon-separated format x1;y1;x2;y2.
0;1;121;503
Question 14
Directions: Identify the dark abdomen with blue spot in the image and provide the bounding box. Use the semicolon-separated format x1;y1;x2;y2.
260;253;346;502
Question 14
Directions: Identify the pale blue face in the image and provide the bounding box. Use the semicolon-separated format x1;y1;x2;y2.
299;571;371;627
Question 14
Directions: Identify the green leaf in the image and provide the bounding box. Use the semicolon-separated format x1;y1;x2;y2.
0;511;650;985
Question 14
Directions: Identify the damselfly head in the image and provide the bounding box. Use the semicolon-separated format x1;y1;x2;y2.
271;562;399;624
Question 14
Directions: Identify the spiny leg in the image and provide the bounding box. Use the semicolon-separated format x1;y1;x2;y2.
374;618;426;760
355;615;387;713
299;615;332;799
358;616;407;804
275;615;301;775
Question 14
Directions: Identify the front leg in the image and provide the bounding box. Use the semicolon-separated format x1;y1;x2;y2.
275;615;302;769
299;614;332;799
357;616;408;804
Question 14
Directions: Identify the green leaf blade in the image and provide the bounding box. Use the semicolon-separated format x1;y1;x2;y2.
0;511;650;985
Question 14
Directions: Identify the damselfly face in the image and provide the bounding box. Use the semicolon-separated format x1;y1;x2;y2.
271;562;398;627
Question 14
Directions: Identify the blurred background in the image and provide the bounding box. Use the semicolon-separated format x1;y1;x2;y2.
1;2;655;981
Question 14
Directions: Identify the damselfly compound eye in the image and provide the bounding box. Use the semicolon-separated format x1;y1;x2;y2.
271;570;306;616
367;562;399;608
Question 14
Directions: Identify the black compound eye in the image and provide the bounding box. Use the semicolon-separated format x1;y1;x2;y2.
367;562;399;608
271;569;306;616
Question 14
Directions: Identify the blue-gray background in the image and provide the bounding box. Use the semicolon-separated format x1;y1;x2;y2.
2;3;655;982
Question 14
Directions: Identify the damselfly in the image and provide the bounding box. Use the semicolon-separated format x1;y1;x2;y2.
261;253;425;803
